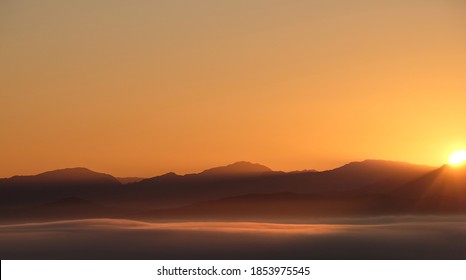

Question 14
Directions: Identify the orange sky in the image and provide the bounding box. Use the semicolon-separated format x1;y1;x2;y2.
1;0;465;177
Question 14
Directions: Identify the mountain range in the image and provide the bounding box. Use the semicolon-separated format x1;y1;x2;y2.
0;160;465;223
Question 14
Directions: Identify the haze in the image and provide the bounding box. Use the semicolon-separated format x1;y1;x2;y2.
1;0;466;177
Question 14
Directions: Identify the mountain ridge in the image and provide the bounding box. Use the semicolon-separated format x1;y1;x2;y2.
1;159;464;222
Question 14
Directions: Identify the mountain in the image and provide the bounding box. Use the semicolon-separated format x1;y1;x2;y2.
0;168;122;208
321;160;436;194
111;162;277;209
142;163;466;220
3;167;120;184
135;162;272;185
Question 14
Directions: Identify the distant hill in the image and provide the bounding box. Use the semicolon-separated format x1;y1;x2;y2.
6;167;120;184
0;168;122;208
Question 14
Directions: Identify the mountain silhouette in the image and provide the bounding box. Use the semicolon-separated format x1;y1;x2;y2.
4;167;120;185
1;160;465;223
0;168;122;208
136;162;273;185
141;163;466;220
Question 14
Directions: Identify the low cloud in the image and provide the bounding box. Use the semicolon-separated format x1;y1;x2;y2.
0;217;465;259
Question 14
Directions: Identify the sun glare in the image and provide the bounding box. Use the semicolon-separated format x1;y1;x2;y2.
448;150;466;166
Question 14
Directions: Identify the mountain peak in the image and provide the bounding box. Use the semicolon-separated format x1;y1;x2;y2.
200;161;272;177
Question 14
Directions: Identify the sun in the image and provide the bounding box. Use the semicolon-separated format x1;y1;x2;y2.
448;150;466;166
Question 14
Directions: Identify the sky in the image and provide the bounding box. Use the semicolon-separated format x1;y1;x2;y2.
1;0;465;177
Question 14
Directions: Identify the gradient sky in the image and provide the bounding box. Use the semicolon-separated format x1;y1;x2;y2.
1;0;465;177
